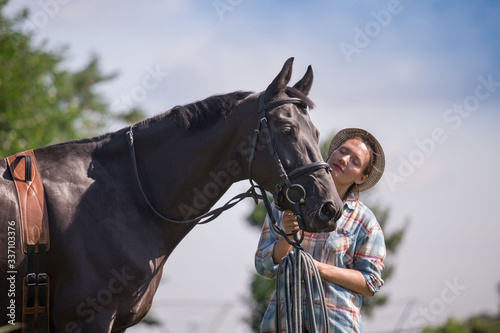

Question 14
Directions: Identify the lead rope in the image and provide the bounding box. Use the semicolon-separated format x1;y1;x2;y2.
276;247;329;332
257;183;329;332
273;202;330;333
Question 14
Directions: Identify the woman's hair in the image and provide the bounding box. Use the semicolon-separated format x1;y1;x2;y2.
328;128;385;200
343;135;378;199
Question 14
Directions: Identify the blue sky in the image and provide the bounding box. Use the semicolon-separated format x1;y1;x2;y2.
5;1;500;332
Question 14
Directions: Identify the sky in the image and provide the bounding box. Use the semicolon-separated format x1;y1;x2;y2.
4;0;500;332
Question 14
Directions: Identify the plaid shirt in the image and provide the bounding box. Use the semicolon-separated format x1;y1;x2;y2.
255;196;386;333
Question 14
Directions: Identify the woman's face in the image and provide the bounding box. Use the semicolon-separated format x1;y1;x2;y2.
327;138;371;189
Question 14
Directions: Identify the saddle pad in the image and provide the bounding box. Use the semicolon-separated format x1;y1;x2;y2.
6;150;50;253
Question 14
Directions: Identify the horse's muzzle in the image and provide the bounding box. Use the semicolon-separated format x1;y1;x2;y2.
316;201;340;232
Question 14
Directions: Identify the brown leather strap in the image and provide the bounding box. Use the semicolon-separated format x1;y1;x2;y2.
6;150;50;253
6;150;50;332
22;274;50;333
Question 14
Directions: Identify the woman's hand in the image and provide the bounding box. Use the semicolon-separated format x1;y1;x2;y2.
281;210;300;235
272;210;300;264
312;259;374;296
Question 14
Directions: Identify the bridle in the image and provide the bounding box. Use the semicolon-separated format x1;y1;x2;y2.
248;93;332;248
126;92;331;248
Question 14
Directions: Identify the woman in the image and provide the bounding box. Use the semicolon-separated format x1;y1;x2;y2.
255;128;387;332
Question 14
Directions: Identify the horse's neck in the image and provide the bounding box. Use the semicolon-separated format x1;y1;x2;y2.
129;112;251;222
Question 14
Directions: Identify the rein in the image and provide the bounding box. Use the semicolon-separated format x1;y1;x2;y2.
126;92;330;232
127;126;259;224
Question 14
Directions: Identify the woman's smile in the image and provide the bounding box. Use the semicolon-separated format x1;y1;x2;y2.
333;163;343;173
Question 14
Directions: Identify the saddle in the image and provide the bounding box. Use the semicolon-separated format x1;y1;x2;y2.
6;150;50;333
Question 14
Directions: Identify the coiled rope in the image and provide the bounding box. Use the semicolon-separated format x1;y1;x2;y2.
275;246;329;332
257;184;330;332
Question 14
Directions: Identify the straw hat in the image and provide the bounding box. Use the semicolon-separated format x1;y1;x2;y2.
326;128;385;192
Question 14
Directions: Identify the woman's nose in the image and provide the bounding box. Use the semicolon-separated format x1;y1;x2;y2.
339;155;349;165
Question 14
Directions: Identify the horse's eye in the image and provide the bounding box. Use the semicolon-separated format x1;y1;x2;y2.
281;127;293;135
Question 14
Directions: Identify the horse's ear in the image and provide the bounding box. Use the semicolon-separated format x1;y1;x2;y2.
292;65;313;96
264;57;294;102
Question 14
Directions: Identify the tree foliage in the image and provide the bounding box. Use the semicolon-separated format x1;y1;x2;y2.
244;132;409;331
0;1;153;328
423;282;500;333
423;315;500;333
0;0;143;157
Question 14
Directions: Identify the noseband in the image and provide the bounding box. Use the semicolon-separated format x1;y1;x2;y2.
127;92;331;248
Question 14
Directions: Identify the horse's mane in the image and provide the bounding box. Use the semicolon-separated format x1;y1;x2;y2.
166;91;253;130
41;88;315;153
146;87;314;131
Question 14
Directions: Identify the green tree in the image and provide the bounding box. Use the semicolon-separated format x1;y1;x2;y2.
423;282;500;333
0;0;143;158
245;132;408;331
422;315;500;333
0;2;155;329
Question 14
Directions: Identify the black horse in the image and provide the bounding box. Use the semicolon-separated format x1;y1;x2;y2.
0;58;342;332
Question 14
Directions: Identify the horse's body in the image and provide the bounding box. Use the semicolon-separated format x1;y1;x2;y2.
0;58;342;332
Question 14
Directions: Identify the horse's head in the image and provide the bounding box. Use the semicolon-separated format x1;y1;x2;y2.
249;58;342;233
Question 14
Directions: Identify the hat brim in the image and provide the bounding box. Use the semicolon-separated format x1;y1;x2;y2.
327;128;385;192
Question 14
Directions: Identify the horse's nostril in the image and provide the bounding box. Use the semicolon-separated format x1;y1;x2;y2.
320;202;336;221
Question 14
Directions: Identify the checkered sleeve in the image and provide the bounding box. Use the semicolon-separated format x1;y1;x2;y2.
354;221;386;294
254;205;282;279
